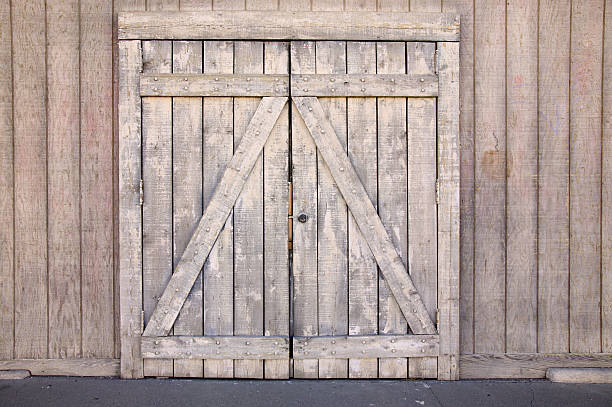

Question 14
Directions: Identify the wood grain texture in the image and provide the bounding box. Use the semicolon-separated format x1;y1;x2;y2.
505;0;538;354
0;359;120;377
547;368;612;383
47;0;81;359
12;0;48;359
0;0;13;361
474;0;506;354
376;41;407;379
569;0;604;354
172;40;203;378
290;74;438;96
118;11;461;41
603;0;612;353
140;74;289;96
142;336;289;359
537;0;571;354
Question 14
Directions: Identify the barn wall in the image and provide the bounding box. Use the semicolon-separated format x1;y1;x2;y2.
0;0;610;378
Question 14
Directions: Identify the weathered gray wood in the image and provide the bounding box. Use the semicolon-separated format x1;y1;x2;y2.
293;97;437;335
118;11;460;41
172;40;203;378
118;40;143;379
547;368;612;384
143;96;288;338
293;335;439;359
376;41;408;379
460;353;612;379
140;74;289;96
142;336;289;360
202;40;234;379
0;370;30;380
436;42;460;380
603;0;612;354
142;39;173;378
233;40;265;379
263;41;290;379
315;40;349;379
346;41;378;379
291;74;438;97
291;41;319;379
0;359;120;377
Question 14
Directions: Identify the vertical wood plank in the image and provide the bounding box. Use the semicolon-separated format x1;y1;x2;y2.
180;0;212;9
291;40;318;379
316;40;349;379
213;0;245;10
569;0;604;354
347;41;379;379
443;0;476;357
474;0;506;354
603;0;612;353
118;39;143;378
172;40;203;378
345;0;376;11
407;42;438;379
234;40;265;379
47;0;81;359
0;0;14;361
376;0;408;11
311;0;342;11
264;41;290;379
202;40;235;378
376;41;407;379
247;0;277;10
506;0;538;354
411;0;440;12
12;0;48;359
437;41;460;381
81;0;115;359
279;0;310;10
538;0;571;354
142;40;173;377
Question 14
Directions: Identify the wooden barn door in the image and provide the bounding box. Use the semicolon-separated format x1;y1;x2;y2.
119;14;459;380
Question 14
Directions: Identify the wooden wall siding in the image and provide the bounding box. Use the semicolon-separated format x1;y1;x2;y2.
1;0;610;378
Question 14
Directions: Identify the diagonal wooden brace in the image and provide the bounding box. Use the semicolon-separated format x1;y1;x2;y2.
293;96;437;334
143;96;288;337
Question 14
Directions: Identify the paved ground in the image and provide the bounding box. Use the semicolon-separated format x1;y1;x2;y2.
1;377;611;407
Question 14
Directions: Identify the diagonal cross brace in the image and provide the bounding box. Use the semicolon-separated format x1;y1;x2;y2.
143;96;288;337
293;96;437;334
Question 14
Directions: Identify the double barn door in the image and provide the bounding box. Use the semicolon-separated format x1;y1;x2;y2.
119;11;459;380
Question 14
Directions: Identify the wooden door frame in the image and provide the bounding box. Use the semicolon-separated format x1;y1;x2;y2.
118;11;460;380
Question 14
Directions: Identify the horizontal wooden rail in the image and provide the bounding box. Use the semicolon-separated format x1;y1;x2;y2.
119;11;460;41
291;74;438;97
140;74;289;97
292;335;439;359
0;359;120;377
141;336;290;360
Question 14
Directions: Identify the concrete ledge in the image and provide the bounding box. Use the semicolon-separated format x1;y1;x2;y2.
547;368;612;383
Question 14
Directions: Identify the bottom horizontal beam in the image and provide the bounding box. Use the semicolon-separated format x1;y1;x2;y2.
141;336;290;360
292;335;439;359
0;359;119;377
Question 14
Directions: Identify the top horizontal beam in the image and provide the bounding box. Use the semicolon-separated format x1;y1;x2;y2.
118;11;460;42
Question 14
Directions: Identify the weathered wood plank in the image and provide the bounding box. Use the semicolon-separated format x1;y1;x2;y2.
290;74;438;97
263;41;290;379
437;42;460;381
474;0;506;354
312;0;343;11
180;0;212;10
12;0;48;360
140;74;289;96
376;41;408;379
537;0;571;354
143;97;288;338
118;40;143;378
280;0;310;10
316;40;349;379
202;40;235;379
547;368;612;384
293;335;439;359
142;336;289;360
233;40;265;379
294;97;437;335
460;353;612;379
506;0;538;355
291;41;319;379
142;39;174;378
46;0;81;359
407;42;438;380
569;0;603;354
0;359;120;377
172;40;203;378
346;41;378;379
0;0;13;361
603;0;612;353
0;370;30;380
118;11;460;41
